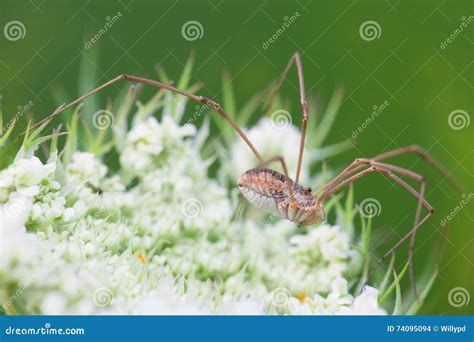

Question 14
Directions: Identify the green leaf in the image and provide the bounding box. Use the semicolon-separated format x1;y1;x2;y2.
405;269;438;315
238;92;263;126
177;51;196;90
51;86;71;110
343;183;355;236
362;215;372;256
309;139;353;163
78;46;99;127
314;86;343;147
378;253;395;300
114;85;141;149
30;132;68;149
222;70;237;118
379;261;409;304
49;125;62;156
361;216;372;284
392;269;402;314
63;105;82;165
134;87;165;123
194;115;210;150
162;53;196;122
156;65;170;83
0;115;16;147
22;119;32;145
89;100;113;157
27;117;53;143
15;118;55;160
81;118;96;150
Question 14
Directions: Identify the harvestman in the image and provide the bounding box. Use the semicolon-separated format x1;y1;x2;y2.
31;52;457;296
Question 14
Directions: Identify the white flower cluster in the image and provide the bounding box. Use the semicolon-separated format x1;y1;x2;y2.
0;100;387;315
285;278;386;315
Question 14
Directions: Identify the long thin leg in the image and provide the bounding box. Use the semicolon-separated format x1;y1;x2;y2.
319;160;434;294
260;155;294;200
365;160;427;297
319;158;365;201
316;145;457;293
265;52;308;183
27;74;264;164
370;145;459;296
317;145;458;197
322;161;431;211
324;159;427;297
372;145;460;191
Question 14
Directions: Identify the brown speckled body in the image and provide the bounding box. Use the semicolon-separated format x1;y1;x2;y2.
237;168;324;227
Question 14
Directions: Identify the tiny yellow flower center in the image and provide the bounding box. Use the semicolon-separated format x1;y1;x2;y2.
297;292;306;302
137;252;145;264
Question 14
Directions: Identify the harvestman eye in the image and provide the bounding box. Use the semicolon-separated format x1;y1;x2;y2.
29;52;459;299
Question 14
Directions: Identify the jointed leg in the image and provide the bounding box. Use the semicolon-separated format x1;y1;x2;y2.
317;145;458;197
321;161;431;211
265;52;308;183
319;159;434;296
27;74;264;164
372;145;460;191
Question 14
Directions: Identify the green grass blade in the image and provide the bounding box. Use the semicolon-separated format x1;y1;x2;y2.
378;253;395;300
405;269;438;315
26;117;53;143
177;52;196;90
343;184;355;236
222;71;237;118
0;116;16;146
392;269;402;314
309;139;353;163
22;120;32;145
78;47;99;127
63;105;81;164
314;86;343;147
238;93;263;127
379;261;409;304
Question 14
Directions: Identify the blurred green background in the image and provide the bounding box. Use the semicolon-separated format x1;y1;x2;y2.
0;0;472;314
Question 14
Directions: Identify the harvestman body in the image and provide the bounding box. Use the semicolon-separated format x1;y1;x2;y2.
31;52;458;296
238;168;323;227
